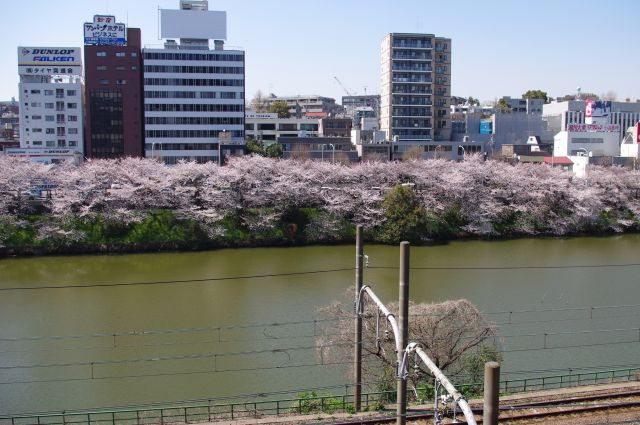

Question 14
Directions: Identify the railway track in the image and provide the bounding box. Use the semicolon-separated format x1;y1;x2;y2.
321;389;640;424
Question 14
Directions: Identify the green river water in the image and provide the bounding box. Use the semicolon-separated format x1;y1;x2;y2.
1;235;639;414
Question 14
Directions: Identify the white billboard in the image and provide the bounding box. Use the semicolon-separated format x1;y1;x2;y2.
160;9;226;40
84;15;126;46
18;46;82;76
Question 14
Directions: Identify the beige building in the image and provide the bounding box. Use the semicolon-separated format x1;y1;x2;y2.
380;33;452;142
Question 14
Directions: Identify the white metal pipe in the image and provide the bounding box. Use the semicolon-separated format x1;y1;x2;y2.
363;286;402;355
413;346;477;425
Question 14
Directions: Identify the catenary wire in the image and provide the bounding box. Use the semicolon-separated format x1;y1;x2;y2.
1;262;640;292
2;303;639;344
2;326;639;371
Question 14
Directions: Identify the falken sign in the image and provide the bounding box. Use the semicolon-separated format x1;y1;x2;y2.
84;15;126;46
18;47;81;76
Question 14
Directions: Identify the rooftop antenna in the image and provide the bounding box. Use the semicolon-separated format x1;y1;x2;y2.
576;86;582;100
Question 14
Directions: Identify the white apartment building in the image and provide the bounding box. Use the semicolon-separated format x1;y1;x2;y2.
380;33;452;142
143;0;244;164
17;47;84;159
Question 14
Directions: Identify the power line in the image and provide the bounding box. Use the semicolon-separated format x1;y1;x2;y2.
369;262;640;271
0;267;355;292
0;358;381;386
2;262;640;292
3;327;639;371
2;303;639;345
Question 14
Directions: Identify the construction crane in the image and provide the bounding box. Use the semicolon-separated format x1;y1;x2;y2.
334;76;353;96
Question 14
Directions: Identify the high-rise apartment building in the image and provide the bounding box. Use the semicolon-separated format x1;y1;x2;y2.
84;17;144;159
143;0;245;164
17;47;84;156
380;33;452;142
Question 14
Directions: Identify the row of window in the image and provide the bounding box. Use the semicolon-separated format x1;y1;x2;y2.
28;89;77;96
245;123;318;131
144;143;217;150
98;79;128;85
146;130;243;138
144;65;244;74
27;115;79;122
145;104;244;112
96;51;137;58
96;65;138;71
144;78;243;87
27;102;78;109
29;127;79;134
29;140;78;147
145;117;243;125
143;52;243;62
144;91;242;99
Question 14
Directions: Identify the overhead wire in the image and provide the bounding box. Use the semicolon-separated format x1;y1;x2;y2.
1;262;640;292
2;326;639;371
2;303;639;345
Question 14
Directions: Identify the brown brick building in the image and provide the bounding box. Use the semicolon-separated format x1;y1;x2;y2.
84;28;144;158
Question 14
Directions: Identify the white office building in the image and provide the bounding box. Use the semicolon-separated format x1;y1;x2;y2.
17;47;84;160
244;112;319;142
143;0;245;164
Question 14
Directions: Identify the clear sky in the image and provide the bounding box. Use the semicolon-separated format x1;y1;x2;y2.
2;0;639;104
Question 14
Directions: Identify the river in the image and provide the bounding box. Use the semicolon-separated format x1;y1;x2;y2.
1;235;639;414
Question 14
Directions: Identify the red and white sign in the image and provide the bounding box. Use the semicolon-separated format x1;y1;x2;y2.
567;123;620;133
637;122;640;144
585;100;593;117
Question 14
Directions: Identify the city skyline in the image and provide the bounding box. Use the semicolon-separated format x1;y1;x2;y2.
1;0;639;104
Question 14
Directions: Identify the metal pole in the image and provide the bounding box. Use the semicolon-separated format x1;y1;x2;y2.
483;361;500;425
354;225;364;412
397;241;410;425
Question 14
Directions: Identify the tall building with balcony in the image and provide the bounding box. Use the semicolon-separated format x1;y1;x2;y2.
143;0;245;164
380;33;452;142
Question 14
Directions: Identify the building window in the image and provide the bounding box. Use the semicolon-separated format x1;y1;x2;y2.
115;52;126;57
131;66;138;71
46;128;55;134
67;90;76;96
68;140;77;147
31;102;41;107
32;115;42;120
116;66;126;71
44;90;54;96
99;79;110;84
57;140;66;147
32;128;42;133
45;115;54;121
131;52;138;57
68;115;78;122
32;141;43;146
97;52;107;57
67;103;77;109
30;89;41;94
68;128;78;135
116;79;127;85
97;65;107;71
46;140;55;147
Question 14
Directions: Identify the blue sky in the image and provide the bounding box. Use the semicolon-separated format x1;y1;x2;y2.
2;0;639;104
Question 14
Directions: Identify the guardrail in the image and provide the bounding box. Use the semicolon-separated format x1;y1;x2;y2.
2;367;638;425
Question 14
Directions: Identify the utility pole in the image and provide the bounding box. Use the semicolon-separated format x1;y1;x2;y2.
354;225;363;412
397;241;410;425
483;362;500;425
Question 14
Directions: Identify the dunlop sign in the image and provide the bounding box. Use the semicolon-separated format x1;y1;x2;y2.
18;46;82;75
